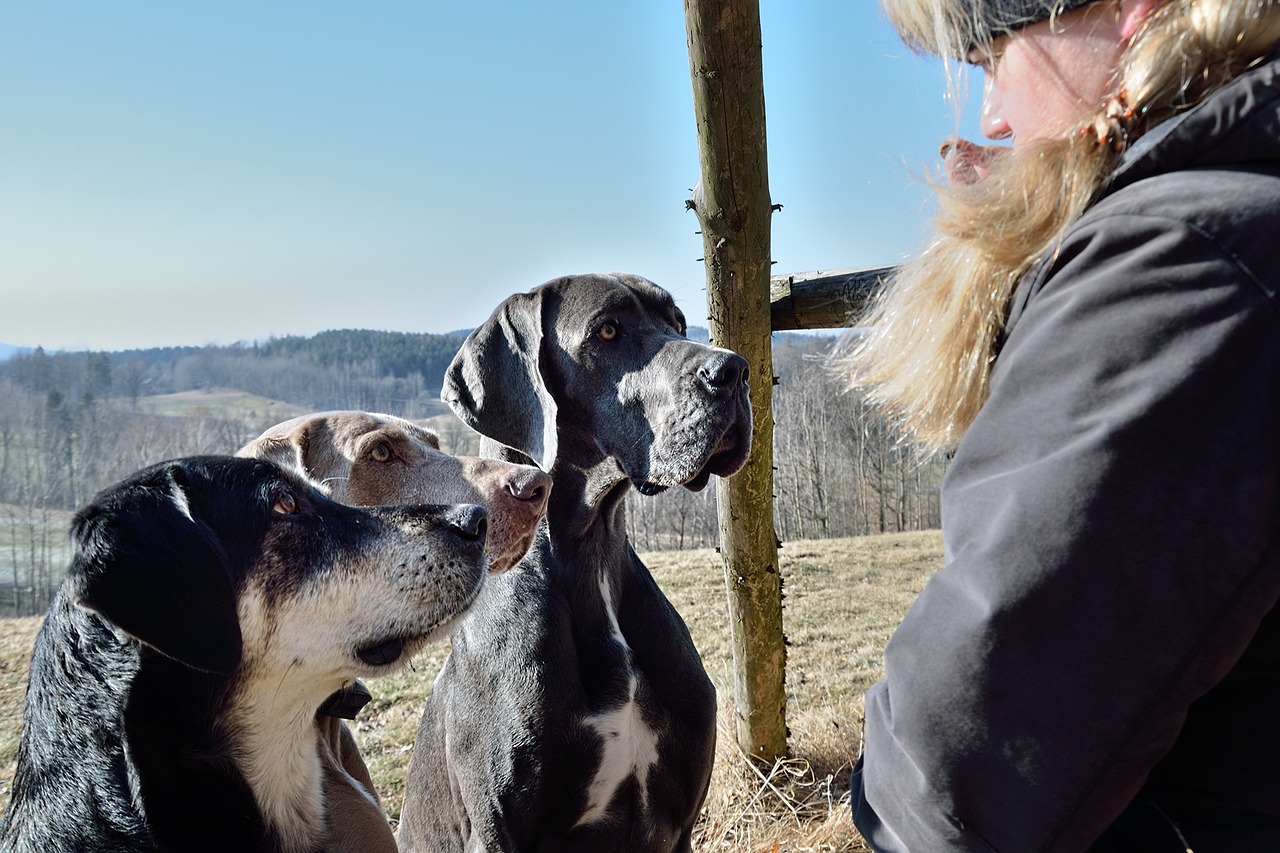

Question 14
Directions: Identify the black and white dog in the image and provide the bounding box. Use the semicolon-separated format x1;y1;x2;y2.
0;456;488;853
397;274;753;852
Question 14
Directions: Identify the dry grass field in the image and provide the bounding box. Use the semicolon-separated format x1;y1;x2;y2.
0;531;942;852
136;387;313;421
136;388;455;422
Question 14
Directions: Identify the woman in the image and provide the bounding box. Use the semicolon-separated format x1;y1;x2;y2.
844;0;1280;850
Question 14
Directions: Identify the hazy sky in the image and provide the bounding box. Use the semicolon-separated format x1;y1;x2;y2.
2;2;978;352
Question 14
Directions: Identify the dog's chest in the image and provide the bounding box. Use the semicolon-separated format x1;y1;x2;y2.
223;675;328;853
571;571;663;828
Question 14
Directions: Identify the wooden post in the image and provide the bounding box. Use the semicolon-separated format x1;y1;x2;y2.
770;266;894;330
684;0;786;762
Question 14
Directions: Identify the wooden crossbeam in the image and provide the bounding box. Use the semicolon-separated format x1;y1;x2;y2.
769;266;894;331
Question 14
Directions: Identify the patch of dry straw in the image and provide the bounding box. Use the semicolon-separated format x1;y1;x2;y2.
694;713;870;853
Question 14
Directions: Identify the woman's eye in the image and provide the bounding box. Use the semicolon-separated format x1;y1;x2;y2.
967;38;1006;74
371;443;392;463
597;322;618;342
273;492;298;515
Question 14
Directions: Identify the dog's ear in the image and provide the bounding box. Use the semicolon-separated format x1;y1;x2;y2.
239;421;334;488
67;463;242;675
444;289;558;471
239;433;301;472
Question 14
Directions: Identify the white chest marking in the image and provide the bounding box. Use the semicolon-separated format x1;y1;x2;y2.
225;590;335;853
574;575;661;828
226;694;325;853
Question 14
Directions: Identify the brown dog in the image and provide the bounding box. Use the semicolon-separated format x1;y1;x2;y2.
238;410;550;850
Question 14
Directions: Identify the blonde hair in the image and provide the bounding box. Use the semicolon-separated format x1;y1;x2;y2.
842;0;1280;452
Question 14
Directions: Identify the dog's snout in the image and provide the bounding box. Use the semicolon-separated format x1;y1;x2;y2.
447;504;489;544
507;468;552;507
699;351;750;392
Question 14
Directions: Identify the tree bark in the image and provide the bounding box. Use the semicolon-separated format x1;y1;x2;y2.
684;0;786;762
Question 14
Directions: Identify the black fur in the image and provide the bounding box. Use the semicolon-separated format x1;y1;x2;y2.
398;274;753;852
0;456;486;853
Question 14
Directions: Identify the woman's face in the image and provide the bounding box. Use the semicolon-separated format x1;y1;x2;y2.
968;2;1129;147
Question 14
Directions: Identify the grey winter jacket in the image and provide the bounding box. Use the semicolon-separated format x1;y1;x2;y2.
851;55;1280;852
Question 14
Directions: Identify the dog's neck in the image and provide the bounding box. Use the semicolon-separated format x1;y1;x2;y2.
12;597;272;850
486;436;635;633
222;665;342;853
550;461;629;541
485;435;630;544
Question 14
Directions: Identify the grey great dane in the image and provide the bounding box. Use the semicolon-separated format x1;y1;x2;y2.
397;273;753;852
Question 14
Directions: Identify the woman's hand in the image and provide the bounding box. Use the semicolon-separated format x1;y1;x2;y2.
939;136;1007;185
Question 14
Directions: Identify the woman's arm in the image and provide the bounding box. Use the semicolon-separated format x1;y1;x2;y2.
853;176;1280;851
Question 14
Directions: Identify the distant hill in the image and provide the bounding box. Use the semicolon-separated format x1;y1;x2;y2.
254;328;469;380
0;325;781;419
0;329;472;418
134;388;312;421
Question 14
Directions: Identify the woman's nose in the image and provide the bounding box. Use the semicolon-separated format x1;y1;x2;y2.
980;75;1012;140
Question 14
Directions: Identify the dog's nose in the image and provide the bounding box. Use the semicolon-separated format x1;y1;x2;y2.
446;504;489;543
698;351;749;393
507;469;552;508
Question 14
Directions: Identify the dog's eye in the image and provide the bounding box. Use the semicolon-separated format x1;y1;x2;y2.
597;322;618;342
371;443;392;463
273;492;298;515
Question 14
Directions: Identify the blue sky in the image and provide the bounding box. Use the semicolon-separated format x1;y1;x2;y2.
2;2;975;352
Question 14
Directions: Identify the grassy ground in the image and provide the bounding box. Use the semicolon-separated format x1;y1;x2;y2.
136;387;313;421
137;388;455;422
0;531;942;852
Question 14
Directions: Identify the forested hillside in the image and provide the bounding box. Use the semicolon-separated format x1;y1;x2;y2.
0;328;943;615
3;329;469;417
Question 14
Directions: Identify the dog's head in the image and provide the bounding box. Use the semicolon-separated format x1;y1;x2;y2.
239;411;549;572
444;273;754;493
66;456;488;679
